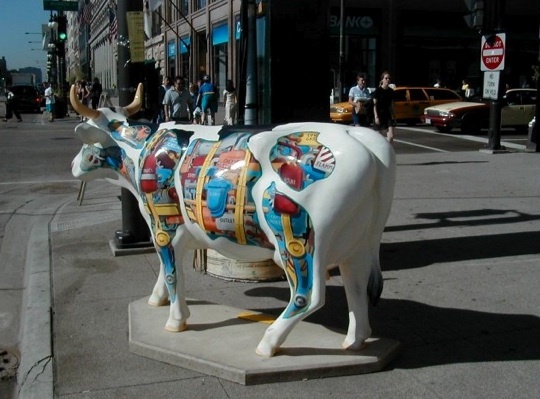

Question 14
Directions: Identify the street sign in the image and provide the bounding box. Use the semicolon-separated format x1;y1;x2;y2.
481;33;505;71
43;1;78;12
483;71;500;100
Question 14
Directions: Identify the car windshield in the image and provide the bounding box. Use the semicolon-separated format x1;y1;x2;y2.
425;88;461;100
11;86;38;96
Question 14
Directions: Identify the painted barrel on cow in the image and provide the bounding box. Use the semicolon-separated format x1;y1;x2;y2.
206;249;285;282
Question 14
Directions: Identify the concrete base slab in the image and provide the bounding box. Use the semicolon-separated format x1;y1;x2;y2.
478;148;511;154
129;297;400;385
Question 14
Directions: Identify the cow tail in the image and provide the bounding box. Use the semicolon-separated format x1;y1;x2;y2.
368;262;384;306
346;128;396;307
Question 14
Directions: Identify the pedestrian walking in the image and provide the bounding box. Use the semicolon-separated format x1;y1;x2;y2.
223;79;237;125
76;80;90;122
90;77;103;110
155;76;172;123
348;73;371;126
190;82;202;124
372;71;396;144
43;81;55;122
163;76;193;123
198;75;218;125
3;87;22;122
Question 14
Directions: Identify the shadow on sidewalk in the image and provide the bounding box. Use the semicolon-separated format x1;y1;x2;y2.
381;230;540;271
243;285;540;368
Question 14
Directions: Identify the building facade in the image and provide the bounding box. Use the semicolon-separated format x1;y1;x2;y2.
66;0;538;104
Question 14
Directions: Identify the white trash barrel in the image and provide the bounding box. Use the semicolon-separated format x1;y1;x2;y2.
205;249;285;282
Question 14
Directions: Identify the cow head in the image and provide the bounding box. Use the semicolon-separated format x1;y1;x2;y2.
70;83;145;185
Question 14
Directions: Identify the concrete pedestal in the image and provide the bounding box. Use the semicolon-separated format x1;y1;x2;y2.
129;297;400;385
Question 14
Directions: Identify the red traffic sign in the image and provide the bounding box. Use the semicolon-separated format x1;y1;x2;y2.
481;33;506;71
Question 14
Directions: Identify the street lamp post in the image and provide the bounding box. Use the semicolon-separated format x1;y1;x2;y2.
112;0;152;251
48;14;58;90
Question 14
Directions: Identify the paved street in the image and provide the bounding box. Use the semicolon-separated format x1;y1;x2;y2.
0;108;539;398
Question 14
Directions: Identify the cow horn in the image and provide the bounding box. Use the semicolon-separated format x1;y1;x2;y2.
70;85;101;120
123;83;144;116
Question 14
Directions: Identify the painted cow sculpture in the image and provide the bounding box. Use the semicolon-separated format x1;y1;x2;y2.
70;84;396;357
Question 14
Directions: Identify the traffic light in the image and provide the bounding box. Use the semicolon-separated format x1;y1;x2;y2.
57;15;67;42
464;0;484;31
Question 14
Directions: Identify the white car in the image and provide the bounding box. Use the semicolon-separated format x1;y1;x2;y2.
422;88;537;134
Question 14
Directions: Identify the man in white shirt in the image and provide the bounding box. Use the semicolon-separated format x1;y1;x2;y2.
163;77;192;123
348;73;371;126
43;82;55;122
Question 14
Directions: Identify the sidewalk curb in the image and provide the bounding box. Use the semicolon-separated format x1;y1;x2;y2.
17;218;54;399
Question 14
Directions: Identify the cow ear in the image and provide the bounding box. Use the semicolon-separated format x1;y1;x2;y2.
75;123;116;148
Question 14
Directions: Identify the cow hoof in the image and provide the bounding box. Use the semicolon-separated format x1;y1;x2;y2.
148;295;169;307
342;339;367;351
165;321;187;332
255;344;280;358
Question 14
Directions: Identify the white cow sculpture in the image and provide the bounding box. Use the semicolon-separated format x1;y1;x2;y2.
70;84;396;357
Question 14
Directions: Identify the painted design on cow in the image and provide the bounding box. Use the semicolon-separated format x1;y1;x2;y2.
70;83;396;357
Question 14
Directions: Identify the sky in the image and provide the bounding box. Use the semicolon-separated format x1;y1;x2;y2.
0;1;54;76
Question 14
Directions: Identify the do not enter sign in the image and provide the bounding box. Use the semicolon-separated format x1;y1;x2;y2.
481;33;506;71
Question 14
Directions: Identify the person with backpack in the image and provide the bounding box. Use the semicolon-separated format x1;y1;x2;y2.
198;74;218;125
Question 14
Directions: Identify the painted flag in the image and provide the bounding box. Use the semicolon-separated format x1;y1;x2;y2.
109;7;118;42
81;0;93;25
143;0;152;38
313;147;335;173
148;0;163;12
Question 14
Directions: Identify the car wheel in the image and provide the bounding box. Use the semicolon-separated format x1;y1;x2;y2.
436;126;453;133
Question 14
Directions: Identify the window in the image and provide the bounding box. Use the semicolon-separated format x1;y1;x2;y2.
194;0;206;12
409;89;427;101
197;30;207;79
212;24;229;95
393;89;408;102
425;88;462;100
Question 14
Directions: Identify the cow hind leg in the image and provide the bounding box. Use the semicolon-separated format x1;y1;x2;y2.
339;244;377;351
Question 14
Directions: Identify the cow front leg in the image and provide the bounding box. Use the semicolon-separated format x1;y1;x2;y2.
148;261;169;306
158;244;190;332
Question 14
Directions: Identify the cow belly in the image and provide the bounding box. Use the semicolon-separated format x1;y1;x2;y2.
183;220;275;261
179;135;274;252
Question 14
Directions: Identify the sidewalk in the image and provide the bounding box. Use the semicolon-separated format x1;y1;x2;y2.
14;149;540;397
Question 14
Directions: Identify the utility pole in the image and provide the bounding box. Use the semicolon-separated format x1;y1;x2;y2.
113;0;152;253
484;0;506;152
338;0;344;103
535;7;540;152
244;0;258;125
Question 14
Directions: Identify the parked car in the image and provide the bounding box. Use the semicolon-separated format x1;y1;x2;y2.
9;85;42;113
421;88;537;134
330;86;462;124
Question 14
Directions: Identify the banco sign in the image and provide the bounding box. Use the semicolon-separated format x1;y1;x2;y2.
481;33;505;71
